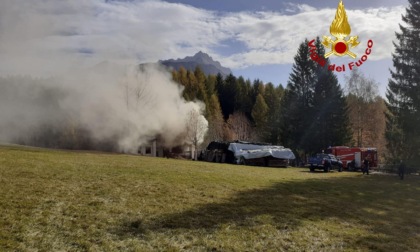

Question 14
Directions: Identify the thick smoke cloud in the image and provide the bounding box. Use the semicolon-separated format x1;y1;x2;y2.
0;63;206;152
0;0;207;152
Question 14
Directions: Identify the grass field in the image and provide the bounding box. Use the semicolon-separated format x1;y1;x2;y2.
1;145;419;251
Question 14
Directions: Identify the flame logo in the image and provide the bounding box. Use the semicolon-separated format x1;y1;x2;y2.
330;1;351;39
322;0;359;58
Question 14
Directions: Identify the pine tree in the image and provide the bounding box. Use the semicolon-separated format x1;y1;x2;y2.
251;79;264;108
386;0;420;166
310;38;351;153
263;82;282;144
281;38;351;154
219;74;236;119
234;76;247;114
280;39;317;151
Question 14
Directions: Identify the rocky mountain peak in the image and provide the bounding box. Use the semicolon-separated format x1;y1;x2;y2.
159;51;232;77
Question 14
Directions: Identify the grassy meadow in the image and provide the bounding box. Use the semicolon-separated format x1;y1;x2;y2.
0;145;419;251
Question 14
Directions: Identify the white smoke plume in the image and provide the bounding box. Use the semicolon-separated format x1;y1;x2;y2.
0;0;207;152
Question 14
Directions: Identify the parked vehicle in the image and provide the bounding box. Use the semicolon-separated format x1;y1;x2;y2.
326;146;378;171
308;153;343;172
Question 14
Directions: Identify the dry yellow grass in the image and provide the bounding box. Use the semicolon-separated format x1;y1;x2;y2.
1;145;419;251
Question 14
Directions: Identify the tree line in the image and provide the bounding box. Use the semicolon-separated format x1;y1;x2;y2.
171;37;388;164
3;0;418;169
0;41;389;164
385;0;420;171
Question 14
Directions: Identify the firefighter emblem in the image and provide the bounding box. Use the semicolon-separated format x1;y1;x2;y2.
322;0;360;58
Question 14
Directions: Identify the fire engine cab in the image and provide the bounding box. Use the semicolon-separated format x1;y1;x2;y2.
326;146;378;171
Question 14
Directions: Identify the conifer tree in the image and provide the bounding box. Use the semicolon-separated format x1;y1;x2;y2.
310;38;351;153
280;39;317;151
386;0;420;166
219;74;236;119
251;79;264;108
281;38;350;154
234;76;247;114
263;83;282;144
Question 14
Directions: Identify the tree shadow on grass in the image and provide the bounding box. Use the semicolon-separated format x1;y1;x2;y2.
120;175;420;249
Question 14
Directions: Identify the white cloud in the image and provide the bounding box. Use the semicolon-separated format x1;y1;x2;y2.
220;6;405;68
284;3;318;13
0;0;406;75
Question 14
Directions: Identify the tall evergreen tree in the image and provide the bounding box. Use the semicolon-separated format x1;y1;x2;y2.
234;76;247;114
280;39;317;151
309;38;351;153
219;74;236;119
215;73;224;97
243;78;254;118
310;40;351;153
386;0;420;166
263;83;282;144
251;79;264;109
281;38;350;154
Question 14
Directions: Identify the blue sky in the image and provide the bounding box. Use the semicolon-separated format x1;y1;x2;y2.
163;0;408;95
0;0;409;96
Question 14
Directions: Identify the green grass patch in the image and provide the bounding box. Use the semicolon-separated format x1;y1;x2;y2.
1;145;419;251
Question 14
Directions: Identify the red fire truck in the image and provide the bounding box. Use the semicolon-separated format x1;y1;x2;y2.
326;146;378;171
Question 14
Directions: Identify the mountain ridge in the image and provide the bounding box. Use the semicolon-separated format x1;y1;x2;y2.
159;51;232;77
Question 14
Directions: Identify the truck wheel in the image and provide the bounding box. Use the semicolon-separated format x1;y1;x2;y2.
310;165;314;172
338;166;343;172
324;164;330;173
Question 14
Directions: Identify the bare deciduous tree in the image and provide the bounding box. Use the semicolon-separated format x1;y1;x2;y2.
121;65;156;111
185;109;208;160
226;112;255;141
345;69;387;159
